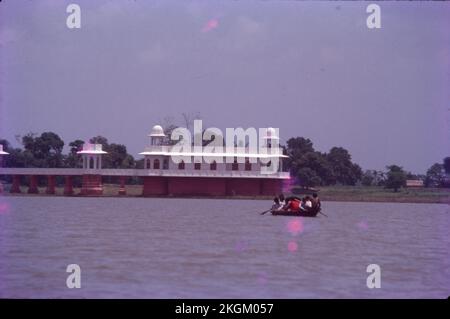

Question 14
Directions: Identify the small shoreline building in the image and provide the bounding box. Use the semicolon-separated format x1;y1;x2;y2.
77;143;108;195
0;126;290;197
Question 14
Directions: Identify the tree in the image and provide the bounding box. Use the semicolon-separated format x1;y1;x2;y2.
285;137;314;158
443;157;450;175
385;165;407;192
372;170;386;186
326;147;362;185
181;112;201;131
284;137;315;176
424;163;445;187
285;138;362;187
0;139;11;151
107;143;134;169
361;170;375;186
21;132;65;167
65;140;84;168
89;136;135;169
89;136;108;146
296;167;322;188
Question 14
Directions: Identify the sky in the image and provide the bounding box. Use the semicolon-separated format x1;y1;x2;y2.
0;0;449;174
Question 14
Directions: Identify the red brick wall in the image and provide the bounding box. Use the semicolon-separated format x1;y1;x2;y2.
168;177;226;196
226;178;262;196
260;179;283;196
142;176;168;196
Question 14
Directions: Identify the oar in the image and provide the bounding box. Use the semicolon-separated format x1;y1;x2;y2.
318;210;328;217
260;209;272;215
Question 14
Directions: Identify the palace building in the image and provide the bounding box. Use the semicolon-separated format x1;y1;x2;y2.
0;126;289;197
138;125;289;196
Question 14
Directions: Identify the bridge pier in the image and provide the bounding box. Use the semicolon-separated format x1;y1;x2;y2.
118;176;126;195
63;176;74;195
27;175;39;194
46;175;56;194
81;174;103;196
10;175;21;193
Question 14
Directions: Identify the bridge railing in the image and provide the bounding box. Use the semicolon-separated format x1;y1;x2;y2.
0;167;290;179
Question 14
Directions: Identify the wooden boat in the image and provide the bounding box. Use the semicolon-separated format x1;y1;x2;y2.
271;208;320;217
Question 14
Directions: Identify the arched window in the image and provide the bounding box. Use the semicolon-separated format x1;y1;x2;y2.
178;160;185;170
210;161;217;171
245;158;252;171
146;159;151;169
153;159;160;169
163;158;169;170
232;157;239;171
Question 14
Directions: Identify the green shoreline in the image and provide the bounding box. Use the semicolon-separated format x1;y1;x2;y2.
1;184;449;204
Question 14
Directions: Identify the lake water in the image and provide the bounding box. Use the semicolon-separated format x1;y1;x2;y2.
0;196;448;298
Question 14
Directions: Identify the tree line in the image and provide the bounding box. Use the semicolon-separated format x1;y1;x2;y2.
0;133;136;169
1;132;449;191
283;137;450;191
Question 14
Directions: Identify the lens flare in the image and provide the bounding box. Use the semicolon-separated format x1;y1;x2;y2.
202;19;219;33
0;202;9;214
286;218;304;236
287;241;298;252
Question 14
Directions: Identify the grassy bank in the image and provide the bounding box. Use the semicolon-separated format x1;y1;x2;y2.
1;184;449;204
294;186;450;204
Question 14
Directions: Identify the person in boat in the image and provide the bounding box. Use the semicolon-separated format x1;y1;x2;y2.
271;197;283;211
300;196;313;212
283;197;301;212
278;194;286;206
311;193;321;212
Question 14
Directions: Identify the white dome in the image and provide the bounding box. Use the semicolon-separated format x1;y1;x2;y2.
0;144;9;155
149;125;165;137
263;127;279;139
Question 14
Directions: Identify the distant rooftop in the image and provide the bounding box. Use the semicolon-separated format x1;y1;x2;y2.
0;145;9;155
77;143;107;155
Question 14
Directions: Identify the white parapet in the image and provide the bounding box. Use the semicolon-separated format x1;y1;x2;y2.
0;167;290;179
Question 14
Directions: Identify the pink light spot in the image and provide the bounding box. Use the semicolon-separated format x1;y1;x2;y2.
286;219;304;236
0;202;9;214
356;221;368;231
287;241;298;252
202;19;219;33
